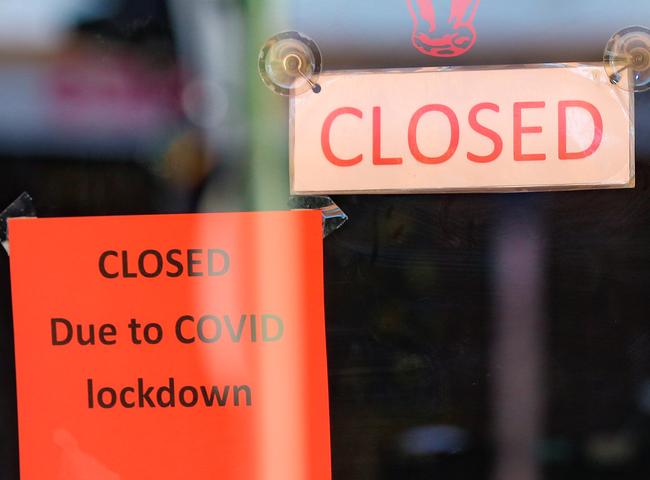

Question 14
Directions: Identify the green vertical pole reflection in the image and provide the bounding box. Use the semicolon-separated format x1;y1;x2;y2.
244;0;290;211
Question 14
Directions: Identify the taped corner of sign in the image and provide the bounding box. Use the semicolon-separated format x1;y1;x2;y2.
1;192;37;255
288;195;348;238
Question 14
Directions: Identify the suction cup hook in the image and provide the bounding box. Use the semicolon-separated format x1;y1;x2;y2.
604;25;650;93
258;31;322;96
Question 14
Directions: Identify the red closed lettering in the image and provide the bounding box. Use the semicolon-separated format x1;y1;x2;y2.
321;107;363;166
373;107;403;165
558;100;603;160
514;101;546;161
408;104;459;164
468;102;502;163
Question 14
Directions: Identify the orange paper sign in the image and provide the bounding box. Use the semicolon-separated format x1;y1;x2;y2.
9;211;331;479
291;64;634;194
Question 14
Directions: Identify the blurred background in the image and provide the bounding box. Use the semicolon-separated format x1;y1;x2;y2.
1;1;650;479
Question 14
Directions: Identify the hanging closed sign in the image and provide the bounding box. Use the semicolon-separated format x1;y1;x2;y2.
290;64;634;194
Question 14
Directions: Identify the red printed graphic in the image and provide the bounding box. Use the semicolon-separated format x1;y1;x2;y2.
407;0;480;57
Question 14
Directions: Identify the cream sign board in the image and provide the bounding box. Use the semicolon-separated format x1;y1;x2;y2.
290;64;634;194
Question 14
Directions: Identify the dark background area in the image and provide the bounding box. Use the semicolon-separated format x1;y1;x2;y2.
2;1;650;479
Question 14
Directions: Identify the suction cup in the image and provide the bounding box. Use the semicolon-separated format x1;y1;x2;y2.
258;31;322;96
604;25;650;93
